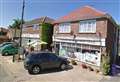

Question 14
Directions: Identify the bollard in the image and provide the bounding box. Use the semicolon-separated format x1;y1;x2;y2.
12;54;15;62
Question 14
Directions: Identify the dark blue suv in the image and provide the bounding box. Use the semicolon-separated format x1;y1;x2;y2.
24;52;70;74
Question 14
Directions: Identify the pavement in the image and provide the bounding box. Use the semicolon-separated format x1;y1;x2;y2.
0;63;8;82
0;55;120;82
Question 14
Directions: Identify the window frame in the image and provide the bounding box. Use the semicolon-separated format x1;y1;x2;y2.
59;23;71;33
79;20;96;33
32;24;39;30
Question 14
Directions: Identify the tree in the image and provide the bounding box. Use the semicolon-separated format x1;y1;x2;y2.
9;18;24;40
41;23;53;51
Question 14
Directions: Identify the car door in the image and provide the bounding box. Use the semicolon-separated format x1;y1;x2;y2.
5;46;12;54
39;53;51;69
9;46;16;54
48;53;60;68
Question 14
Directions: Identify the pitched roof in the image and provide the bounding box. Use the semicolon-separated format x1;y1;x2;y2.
24;16;55;27
54;6;106;23
0;28;8;33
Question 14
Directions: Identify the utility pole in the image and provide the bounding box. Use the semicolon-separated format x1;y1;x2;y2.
19;0;25;60
20;0;25;47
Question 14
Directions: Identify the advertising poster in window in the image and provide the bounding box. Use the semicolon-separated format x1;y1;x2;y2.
83;52;101;66
74;52;101;66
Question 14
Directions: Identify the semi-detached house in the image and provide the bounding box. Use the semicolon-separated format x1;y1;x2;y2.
22;16;54;49
53;6;119;69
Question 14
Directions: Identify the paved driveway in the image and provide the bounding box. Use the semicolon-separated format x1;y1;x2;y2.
0;55;120;82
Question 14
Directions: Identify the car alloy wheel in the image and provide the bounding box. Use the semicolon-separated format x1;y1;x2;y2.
60;63;66;70
32;66;41;74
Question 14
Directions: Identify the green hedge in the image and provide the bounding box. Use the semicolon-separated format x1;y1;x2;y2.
41;23;53;51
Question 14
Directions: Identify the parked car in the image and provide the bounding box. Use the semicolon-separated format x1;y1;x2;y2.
0;42;14;48
1;44;18;56
24;52;70;74
0;42;14;51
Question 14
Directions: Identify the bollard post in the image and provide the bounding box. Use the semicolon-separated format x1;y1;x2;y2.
12;54;15;62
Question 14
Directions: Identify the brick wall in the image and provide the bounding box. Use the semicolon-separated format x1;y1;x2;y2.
54;18;108;39
106;19;118;64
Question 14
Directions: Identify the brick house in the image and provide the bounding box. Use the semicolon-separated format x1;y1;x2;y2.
0;28;11;43
53;6;119;69
22;17;54;49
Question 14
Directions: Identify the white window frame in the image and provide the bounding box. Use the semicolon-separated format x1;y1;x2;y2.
33;24;39;30
79;20;96;33
59;23;71;33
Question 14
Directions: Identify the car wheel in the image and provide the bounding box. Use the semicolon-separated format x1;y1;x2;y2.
3;52;8;56
60;63;66;70
30;65;41;74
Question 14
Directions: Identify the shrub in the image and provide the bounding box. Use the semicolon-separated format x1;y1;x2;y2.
71;60;77;65
101;54;110;75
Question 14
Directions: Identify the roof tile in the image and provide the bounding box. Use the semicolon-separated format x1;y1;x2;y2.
54;6;106;23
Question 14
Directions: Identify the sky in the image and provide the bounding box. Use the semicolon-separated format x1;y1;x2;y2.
0;0;120;27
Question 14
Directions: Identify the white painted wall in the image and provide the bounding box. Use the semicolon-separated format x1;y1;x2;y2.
53;36;105;46
22;33;39;38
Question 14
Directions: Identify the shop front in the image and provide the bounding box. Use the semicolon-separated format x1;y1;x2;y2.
53;37;105;67
57;42;101;67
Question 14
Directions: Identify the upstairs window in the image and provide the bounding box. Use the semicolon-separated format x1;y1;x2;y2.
79;20;96;33
59;23;71;33
33;24;39;30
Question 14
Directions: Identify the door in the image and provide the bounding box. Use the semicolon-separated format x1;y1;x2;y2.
48;53;60;68
39;53;51;69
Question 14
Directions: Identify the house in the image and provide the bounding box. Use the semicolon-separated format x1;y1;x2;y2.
8;28;21;42
22;16;54;49
53;6;119;69
0;27;11;43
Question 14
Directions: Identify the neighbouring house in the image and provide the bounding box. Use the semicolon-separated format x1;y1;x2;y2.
22;16;54;50
53;6;119;69
0;27;11;44
8;28;21;42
